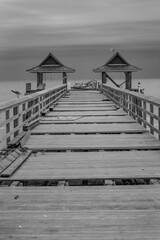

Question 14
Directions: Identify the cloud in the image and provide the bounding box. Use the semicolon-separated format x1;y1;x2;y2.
1;18;160;51
0;0;160;51
0;0;160;81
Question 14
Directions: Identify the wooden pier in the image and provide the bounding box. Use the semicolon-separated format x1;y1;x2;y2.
1;85;160;239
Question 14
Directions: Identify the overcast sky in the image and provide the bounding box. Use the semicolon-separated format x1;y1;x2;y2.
0;0;160;80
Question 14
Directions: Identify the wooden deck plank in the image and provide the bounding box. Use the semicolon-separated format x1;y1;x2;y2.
59;91;108;101
0;186;160;215
56;103;114;107
12;166;160;180
10;151;160;180
31;123;147;134
60;99;106;102
61;97;104;101
53;106;115;111
63;91;103;98
0;186;160;239
62;97;104;101
1;211;160;240
24;133;160;150
40;115;136;123
0;185;160;210
57;101;111;105
47;110;126;116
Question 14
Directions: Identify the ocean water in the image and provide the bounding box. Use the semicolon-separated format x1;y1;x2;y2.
106;78;160;99
0;78;160;104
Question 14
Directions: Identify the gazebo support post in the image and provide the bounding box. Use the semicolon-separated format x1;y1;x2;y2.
37;73;44;90
26;53;75;94
125;72;132;90
102;72;107;84
93;52;141;91
63;72;67;84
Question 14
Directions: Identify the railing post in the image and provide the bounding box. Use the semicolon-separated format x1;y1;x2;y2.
120;91;123;107
137;99;142;124
158;107;160;140
150;104;154;135
143;101;147;129
129;95;132;116
122;93;125;110
132;96;136;119
126;94;129;114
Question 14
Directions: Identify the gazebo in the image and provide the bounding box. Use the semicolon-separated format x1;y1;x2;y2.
93;52;141;90
26;52;75;90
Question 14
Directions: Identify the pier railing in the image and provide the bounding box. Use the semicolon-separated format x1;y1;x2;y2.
102;84;160;140
0;84;67;149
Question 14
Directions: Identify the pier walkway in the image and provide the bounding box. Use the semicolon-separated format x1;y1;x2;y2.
1;89;160;239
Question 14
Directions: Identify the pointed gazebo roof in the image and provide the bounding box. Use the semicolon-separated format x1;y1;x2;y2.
93;52;141;73
26;53;75;73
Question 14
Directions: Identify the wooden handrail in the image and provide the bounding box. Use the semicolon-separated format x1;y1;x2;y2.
102;84;160;140
103;85;160;106
0;84;67;149
0;84;67;111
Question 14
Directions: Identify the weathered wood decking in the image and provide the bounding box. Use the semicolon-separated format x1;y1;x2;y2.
1;90;160;239
1;186;160;239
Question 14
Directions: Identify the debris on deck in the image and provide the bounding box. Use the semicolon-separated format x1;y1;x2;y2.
72;79;100;90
